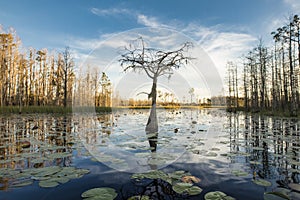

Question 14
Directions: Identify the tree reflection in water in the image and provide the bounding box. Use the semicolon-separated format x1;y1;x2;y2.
227;112;300;188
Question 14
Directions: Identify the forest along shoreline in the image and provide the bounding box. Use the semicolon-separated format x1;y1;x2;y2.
0;105;299;119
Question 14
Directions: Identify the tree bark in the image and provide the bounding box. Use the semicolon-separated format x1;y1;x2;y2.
146;76;158;152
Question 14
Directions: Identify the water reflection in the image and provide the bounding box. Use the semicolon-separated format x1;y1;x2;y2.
227;112;300;188
0;114;91;190
1;110;300;198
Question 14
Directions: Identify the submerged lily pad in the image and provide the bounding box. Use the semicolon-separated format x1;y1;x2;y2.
204;191;235;200
253;179;272;187
81;187;117;200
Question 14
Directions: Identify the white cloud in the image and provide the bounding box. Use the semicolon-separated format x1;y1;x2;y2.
284;0;300;11
137;14;162;28
91;7;132;16
72;12;257;97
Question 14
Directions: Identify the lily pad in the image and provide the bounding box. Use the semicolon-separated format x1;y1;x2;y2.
232;170;248;177
288;183;300;192
39;180;59;188
81;187;117;200
35;166;62;177
252;147;265;151
49;177;70;184
204;191;235;200
264;192;290;200
172;182;193;194
127;195;150;200
12;179;33;187
253;179;272;187
205;152;218;157
186;186;203;195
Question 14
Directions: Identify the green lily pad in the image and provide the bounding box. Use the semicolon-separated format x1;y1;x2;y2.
172;182;193;194
232;170;248;177
252;147;265;151
12;179;34;187
204;191;235;200
39;180;59;188
32;176;51;181
49;177;70;184
55;167;76;177
288;183;300;192
168;171;190;180
75;168;90;176
35;166;62;177
144;170;168;180
127;195;150;200
264;192;290;200
186;186;203;195
249;161;261;165
205;152;218;157
253;179;272;187
81;187;117;200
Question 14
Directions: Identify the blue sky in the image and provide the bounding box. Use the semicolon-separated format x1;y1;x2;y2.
1;0;299;99
1;0;297;49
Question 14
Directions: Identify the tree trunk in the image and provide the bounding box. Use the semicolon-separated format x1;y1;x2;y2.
146;76;158;152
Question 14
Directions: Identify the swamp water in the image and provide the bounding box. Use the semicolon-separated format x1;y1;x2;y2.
0;108;300;200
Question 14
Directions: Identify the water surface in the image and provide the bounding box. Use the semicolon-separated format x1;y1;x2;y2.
0;109;299;199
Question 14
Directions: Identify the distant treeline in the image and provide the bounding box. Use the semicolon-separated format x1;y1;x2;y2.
0;28;112;109
227;14;300;116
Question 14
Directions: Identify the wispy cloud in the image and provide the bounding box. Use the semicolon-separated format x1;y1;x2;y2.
91;7;132;16
73;11;258;97
284;0;300;11
137;14;163;28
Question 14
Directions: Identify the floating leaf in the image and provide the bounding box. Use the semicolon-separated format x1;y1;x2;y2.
253;179;272;187
264;192;290;200
49;177;69;184
187;186;203;195
205;152;218;157
204;191;235;200
252;147;265;151
39;180;59;188
288;183;300;192
12;179;33;187
35;166;62;177
81;187;117;200
172;182;193;194
232;170;248;177
249;161;261;165
127;195;150;200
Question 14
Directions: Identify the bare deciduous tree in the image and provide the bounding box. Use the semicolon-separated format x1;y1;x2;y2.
119;37;192;150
